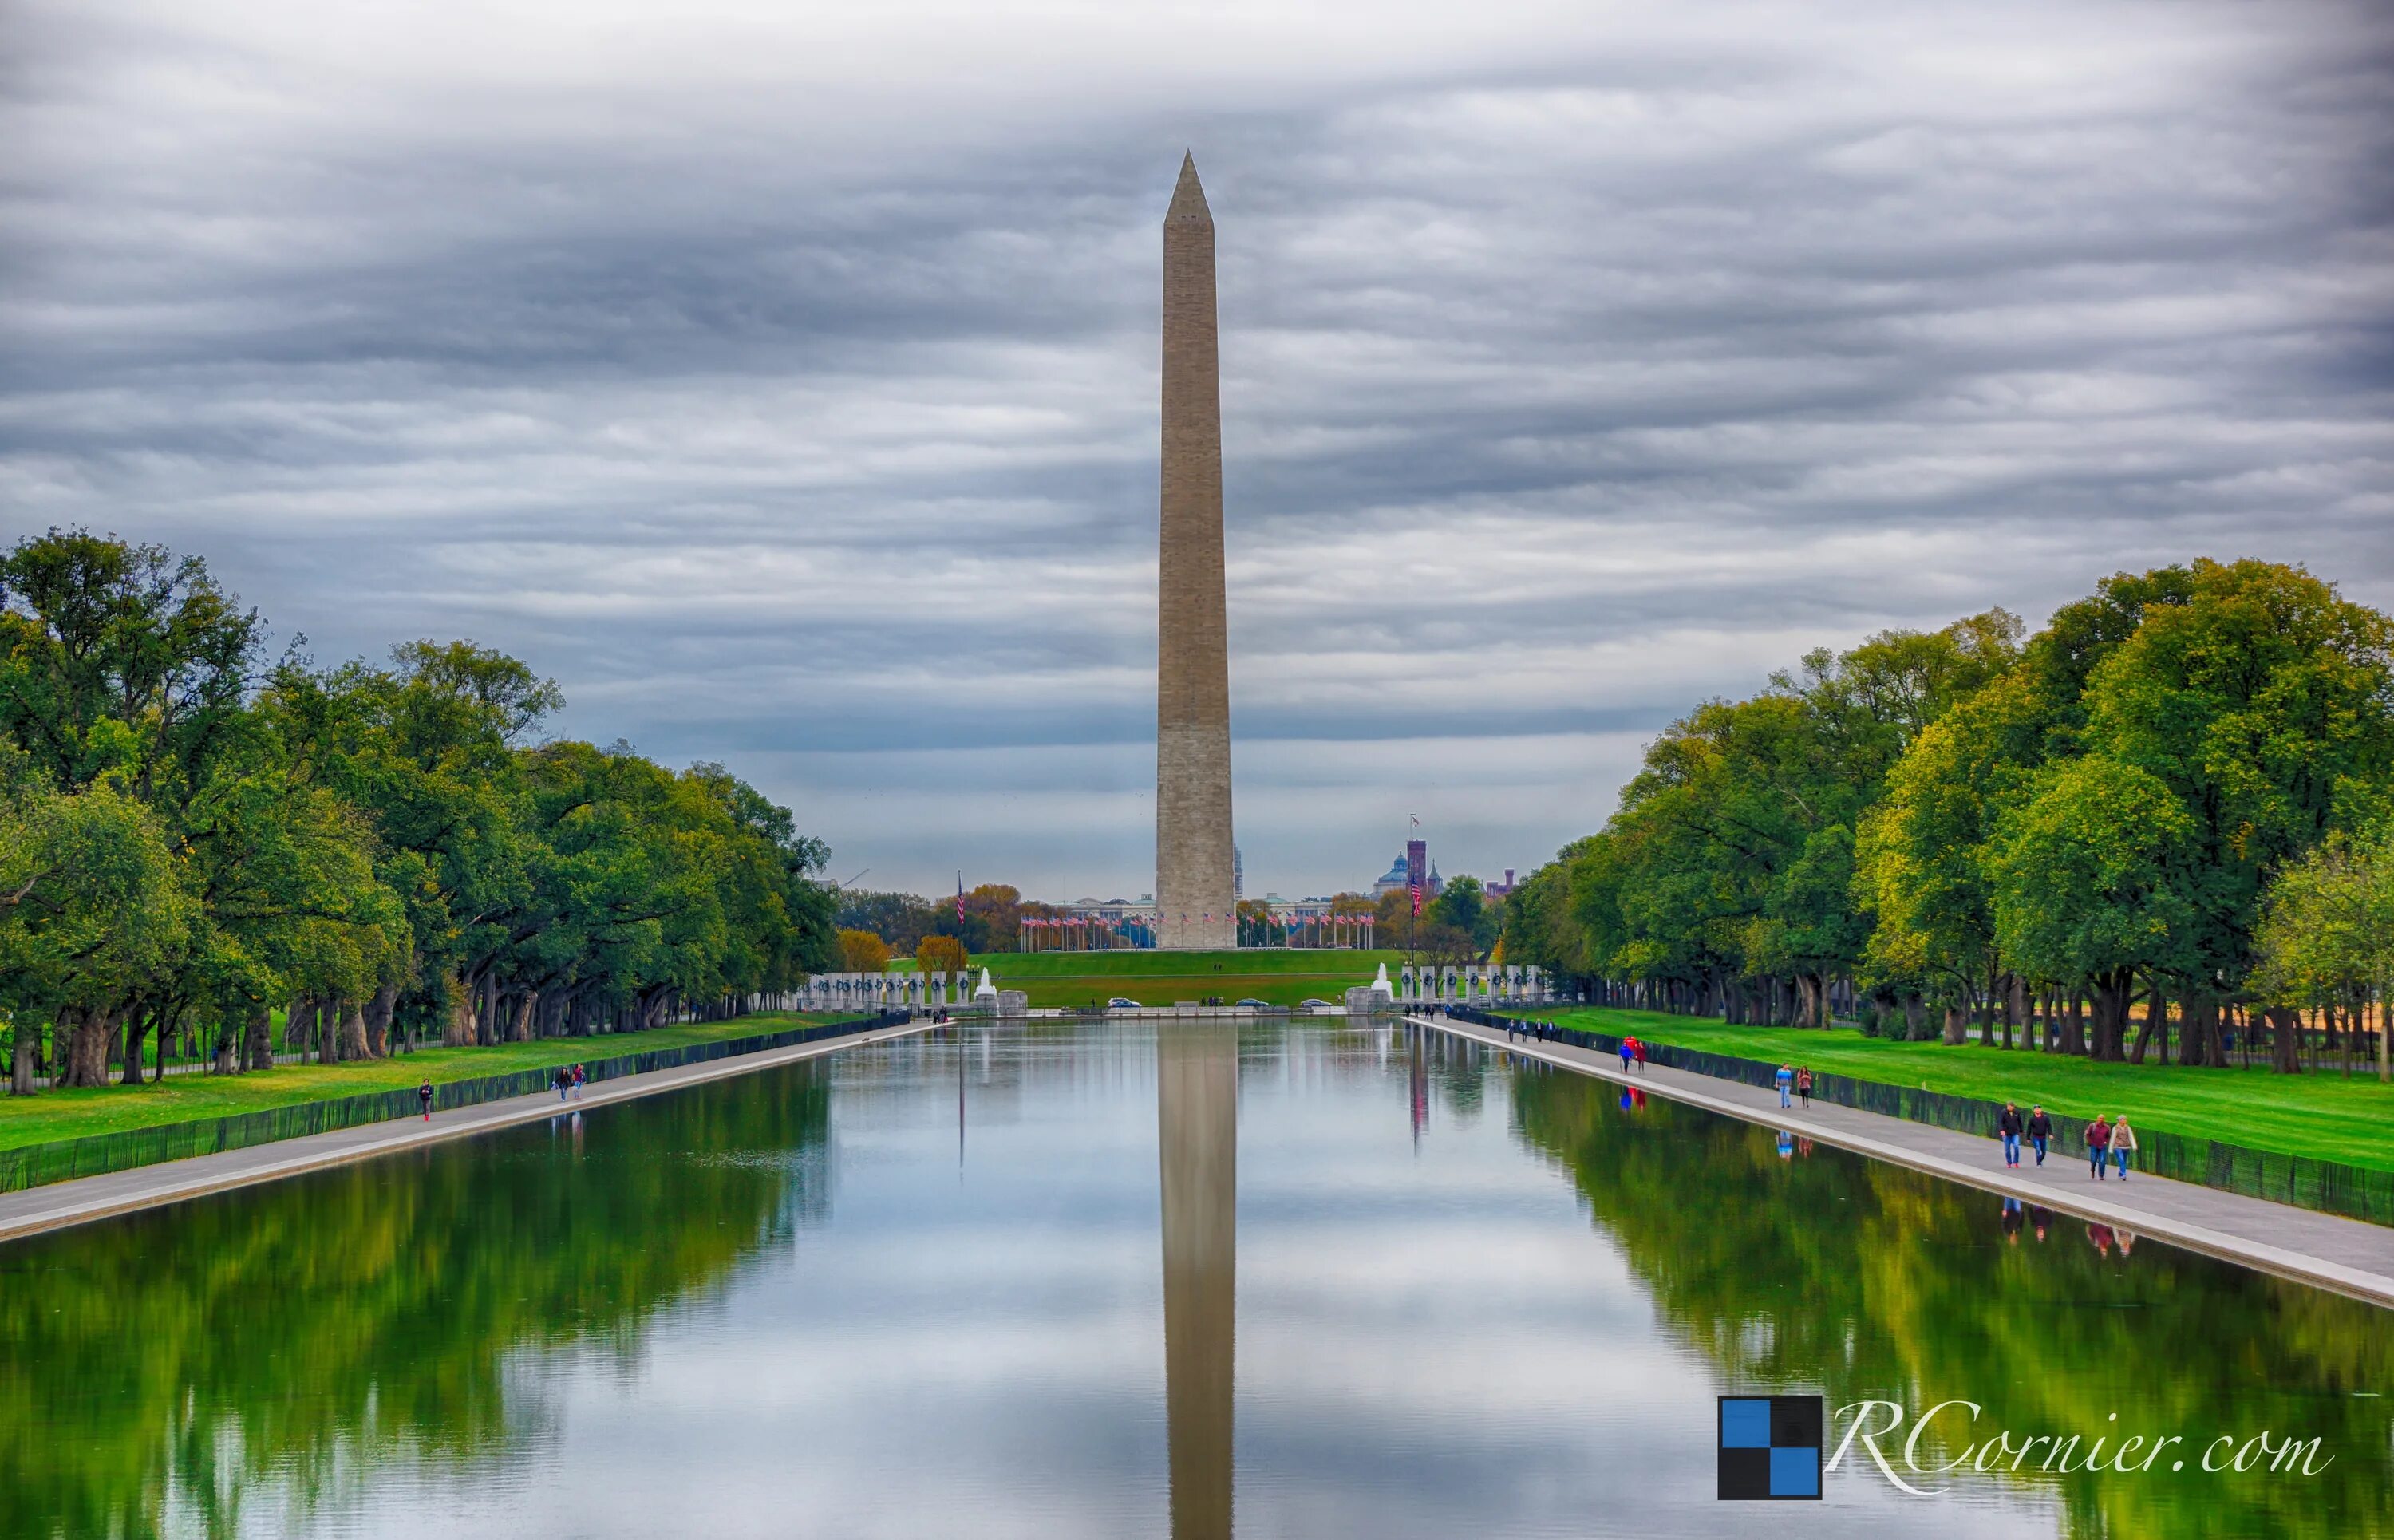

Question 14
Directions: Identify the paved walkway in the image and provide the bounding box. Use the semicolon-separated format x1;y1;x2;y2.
0;1019;932;1246
1415;1014;2394;1309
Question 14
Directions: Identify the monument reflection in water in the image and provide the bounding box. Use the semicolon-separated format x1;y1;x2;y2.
1158;1021;1237;1540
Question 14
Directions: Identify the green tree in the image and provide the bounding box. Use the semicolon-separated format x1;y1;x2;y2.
2253;819;2394;1080
1987;756;2198;1060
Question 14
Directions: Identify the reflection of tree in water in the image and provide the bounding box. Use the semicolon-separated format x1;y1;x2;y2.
0;1065;832;1539
1507;1068;2393;1540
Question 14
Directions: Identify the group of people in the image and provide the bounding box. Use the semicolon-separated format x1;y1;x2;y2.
1618;1037;1648;1074
1772;1063;1812;1108
1504;1019;1557;1045
1997;1101;2136;1179
553;1063;588;1101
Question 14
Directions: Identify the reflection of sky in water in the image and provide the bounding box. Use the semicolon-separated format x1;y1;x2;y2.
126;1021;2381;1539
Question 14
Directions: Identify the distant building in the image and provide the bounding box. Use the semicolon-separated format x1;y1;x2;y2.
1370;852;1409;897
1486;868;1518;899
1234;843;1244;902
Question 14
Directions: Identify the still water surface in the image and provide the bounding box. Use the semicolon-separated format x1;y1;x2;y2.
2;1020;2386;1538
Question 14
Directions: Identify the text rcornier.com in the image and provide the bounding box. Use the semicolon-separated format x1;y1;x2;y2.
1830;1400;2334;1496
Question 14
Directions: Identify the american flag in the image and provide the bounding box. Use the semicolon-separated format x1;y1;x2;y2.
1409;882;1422;918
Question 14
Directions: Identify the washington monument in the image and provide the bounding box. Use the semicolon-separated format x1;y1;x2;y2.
1156;152;1237;952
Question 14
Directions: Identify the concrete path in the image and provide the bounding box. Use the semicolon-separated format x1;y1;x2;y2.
1415;1013;2394;1309
0;1020;933;1247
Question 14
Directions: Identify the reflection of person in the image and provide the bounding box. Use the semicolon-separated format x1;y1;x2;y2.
1776;1130;1795;1160
2026;1106;2052;1166
1997;1102;2024;1167
2112;1115;2137;1180
2030;1205;2052;1242
1796;1137;1812;1157
2115;1228;2137;1258
1776;1064;1793;1108
2001;1197;2023;1243
2086;1116;2112;1179
2087;1222;2115;1257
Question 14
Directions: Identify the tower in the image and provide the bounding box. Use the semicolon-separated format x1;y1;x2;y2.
1156;153;1237;951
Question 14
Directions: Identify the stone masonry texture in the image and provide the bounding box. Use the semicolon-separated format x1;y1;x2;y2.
1157;153;1238;952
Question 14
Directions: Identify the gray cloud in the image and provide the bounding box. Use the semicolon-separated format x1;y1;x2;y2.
4;0;2390;896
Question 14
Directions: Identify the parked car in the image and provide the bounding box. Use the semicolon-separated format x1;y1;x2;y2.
1108;997;1141;1009
1300;997;1332;1009
1234;997;1273;1009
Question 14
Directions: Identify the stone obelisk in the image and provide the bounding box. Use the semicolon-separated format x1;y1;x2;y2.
1157;152;1237;953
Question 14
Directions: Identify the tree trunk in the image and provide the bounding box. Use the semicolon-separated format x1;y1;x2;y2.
1942;1002;1967;1045
240;1006;270;1072
2089;971;2131;1062
119;1005;151;1088
340;1001;370;1060
64;1004;115;1088
2060;993;2086;1057
363;982;397;1057
444;971;476;1048
11;1022;34;1096
2129;981;2160;1064
2266;1005;2302;1074
512;989;539;1044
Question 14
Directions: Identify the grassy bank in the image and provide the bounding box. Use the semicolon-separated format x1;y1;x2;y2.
1531;1006;2394;1173
967;948;1400;1009
0;1012;855;1154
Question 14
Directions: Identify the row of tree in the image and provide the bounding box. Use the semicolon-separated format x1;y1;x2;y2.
1500;559;2394;1075
0;531;838;1092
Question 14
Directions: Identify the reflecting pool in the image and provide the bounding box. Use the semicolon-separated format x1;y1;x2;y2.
1;1020;2385;1538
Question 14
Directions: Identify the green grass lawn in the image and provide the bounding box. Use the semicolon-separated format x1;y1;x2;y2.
0;1012;856;1154
966;949;1400;1009
975;949;1402;977
1531;1005;2394;1173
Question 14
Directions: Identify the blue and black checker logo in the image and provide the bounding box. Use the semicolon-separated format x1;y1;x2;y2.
1716;1394;1822;1500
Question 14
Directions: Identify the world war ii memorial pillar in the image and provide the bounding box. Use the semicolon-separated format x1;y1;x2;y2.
1156;153;1239;953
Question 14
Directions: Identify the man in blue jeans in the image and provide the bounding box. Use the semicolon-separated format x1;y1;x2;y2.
2026;1106;2052;1165
1997;1101;2025;1167
1775;1063;1793;1108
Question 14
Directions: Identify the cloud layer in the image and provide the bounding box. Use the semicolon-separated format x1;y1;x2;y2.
6;0;2390;897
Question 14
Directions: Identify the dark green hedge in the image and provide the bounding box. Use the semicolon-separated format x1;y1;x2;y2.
0;1011;907;1194
1451;1007;2394;1227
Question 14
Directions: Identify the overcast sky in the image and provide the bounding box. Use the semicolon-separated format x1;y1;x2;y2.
5;1;2389;901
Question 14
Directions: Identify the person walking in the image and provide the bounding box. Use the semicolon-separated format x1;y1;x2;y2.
1997;1101;2025;1167
418;1078;434;1121
1796;1066;1813;1109
554;1066;570;1103
1632;1038;1648;1075
1618;1038;1634;1074
571;1063;585;1100
2111;1115;2136;1181
2025;1105;2052;1166
1775;1063;1793;1108
2085;1114;2112;1179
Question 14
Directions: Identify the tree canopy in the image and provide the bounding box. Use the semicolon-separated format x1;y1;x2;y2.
1;530;837;1092
1503;560;2394;1073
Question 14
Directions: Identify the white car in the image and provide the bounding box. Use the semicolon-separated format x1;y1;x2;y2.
1108;997;1141;1010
